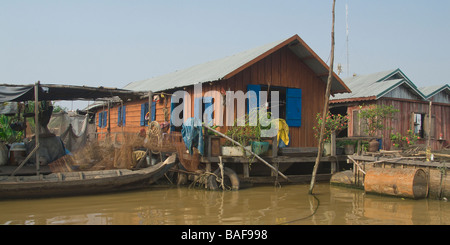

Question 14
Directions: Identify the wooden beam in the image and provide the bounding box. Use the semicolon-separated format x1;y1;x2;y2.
316;72;331;77
301;55;316;61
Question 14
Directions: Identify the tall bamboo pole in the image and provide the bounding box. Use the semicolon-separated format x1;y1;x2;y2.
34;81;40;176
309;0;336;194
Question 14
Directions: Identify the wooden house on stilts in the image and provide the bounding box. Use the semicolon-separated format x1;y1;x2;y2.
91;34;352;185
330;68;450;151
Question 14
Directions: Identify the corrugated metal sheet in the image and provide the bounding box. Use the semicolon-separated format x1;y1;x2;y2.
420;84;450;99
124;38;281;92
124;34;350;94
331;68;426;102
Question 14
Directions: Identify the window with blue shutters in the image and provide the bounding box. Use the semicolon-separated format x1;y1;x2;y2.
118;105;126;126
98;112;103;127
285;88;302;127
100;111;107;128
247;84;261;115
246;84;301;127
140;101;156;126
140;103;148;126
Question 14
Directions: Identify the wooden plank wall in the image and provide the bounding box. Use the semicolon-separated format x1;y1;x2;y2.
378;98;450;150
96;46;326;147
346;98;450;150
219;46;326;147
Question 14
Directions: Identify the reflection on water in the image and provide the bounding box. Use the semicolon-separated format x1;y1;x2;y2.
0;183;449;225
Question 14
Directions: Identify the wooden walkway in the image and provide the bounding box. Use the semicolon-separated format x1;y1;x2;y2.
201;143;349;184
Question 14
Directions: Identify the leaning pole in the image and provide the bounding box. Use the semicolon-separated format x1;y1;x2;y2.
309;0;336;194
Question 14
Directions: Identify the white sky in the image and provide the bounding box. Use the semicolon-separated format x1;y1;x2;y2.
1;1;449;110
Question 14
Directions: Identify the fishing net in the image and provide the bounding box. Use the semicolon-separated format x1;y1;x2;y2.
145;121;176;153
49;134;150;172
48;111;91;153
49;125;182;173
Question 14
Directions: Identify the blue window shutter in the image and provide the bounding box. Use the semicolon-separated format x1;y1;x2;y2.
142;102;149;126
170;96;176;131
204;97;213;126
98;112;102;127
122;105;126;126
117;107;122;126
151;101;156;122
102;111;107;128
286;88;302;127
140;103;146;126
247;84;261;114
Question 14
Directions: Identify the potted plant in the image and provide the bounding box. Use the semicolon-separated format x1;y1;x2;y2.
223;108;271;157
223;123;254;156
337;139;356;155
223;112;259;156
313;112;349;156
358;104;398;152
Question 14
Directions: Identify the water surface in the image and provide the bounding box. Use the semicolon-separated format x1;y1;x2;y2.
1;183;449;225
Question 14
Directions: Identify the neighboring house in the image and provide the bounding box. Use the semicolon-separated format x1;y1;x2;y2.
93;34;351;148
420;84;450;104
419;84;450;148
330;68;449;150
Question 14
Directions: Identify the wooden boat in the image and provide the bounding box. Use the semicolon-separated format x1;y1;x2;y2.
0;153;177;199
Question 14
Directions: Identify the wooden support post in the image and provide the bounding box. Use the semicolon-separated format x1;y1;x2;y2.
207;134;212;158
426;100;432;161
272;136;278;158
331;131;336;157
330;131;337;174
243;162;250;178
107;100;111;139
205;162;212;173
357;140;362;155
271;162;279;177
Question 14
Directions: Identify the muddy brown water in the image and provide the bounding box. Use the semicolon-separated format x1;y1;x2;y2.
0;183;449;225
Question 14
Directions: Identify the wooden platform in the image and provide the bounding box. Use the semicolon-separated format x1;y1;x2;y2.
201;145;349;184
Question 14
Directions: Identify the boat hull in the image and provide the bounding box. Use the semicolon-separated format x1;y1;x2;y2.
0;154;177;199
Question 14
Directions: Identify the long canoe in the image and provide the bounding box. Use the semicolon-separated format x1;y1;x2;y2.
0;153;177;199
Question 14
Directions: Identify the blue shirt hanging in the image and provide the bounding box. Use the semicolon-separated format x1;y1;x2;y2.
181;117;204;156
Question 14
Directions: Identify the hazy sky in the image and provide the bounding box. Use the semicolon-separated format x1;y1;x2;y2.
1;1;449;109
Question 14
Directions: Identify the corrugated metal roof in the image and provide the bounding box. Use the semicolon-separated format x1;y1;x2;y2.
124;34;350;94
331;68;426;102
419;84;450;99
